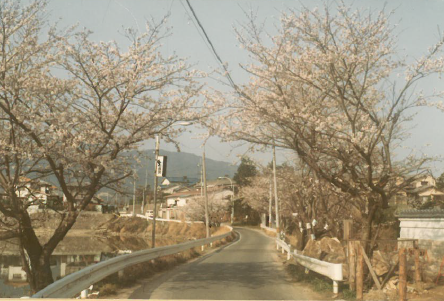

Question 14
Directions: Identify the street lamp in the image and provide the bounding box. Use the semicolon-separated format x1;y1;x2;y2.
218;176;234;225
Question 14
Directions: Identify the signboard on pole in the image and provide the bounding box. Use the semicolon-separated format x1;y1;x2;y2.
155;156;167;177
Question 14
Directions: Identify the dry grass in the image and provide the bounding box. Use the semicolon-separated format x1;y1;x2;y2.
98;284;118;296
262;228;278;237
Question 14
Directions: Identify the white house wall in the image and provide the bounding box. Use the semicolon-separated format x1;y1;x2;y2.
399;218;444;241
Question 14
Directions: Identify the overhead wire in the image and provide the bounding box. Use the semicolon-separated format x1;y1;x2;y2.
183;0;238;90
179;0;220;66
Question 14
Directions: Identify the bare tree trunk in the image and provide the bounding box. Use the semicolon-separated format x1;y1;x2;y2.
17;209;80;294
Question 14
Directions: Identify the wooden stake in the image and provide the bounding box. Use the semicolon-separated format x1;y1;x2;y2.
360;245;382;290
414;248;421;283
356;243;364;300
343;219;353;240
348;241;356;291
399;248;407;301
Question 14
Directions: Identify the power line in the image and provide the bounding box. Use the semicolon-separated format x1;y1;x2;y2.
184;0;237;90
179;0;220;65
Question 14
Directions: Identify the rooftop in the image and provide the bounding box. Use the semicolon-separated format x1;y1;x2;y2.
397;209;444;218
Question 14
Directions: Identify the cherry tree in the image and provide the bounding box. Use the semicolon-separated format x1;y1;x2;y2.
220;4;444;243
241;162;350;248
0;0;207;292
183;192;231;224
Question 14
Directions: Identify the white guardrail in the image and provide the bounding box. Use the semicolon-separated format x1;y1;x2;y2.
275;237;343;294
32;229;232;298
120;213;204;224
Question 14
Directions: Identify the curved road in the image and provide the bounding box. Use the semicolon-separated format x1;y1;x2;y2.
129;227;324;300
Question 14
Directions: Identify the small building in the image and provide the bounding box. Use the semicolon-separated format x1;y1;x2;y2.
166;187;234;208
161;176;200;187
166;190;202;207
398;209;444;282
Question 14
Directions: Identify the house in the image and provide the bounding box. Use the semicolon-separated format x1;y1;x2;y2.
166;185;234;208
405;174;444;204
161;176;200;187
160;176;200;196
0;178;61;212
166;189;202;207
200;178;235;190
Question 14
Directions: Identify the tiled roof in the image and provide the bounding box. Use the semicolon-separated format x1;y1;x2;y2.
397;209;444;218
162;177;200;184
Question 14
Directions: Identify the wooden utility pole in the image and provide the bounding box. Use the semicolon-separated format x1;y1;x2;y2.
132;169;136;217
356;243;364;300
399;247;407;301
272;145;279;234
268;179;273;227
142;165;148;214
202;149;210;238
151;135;160;248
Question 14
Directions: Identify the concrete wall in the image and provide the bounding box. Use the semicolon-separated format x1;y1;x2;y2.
399;218;444;241
399;217;444;282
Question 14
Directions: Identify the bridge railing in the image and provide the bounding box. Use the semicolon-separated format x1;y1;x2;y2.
32;229;232;298
275;237;343;294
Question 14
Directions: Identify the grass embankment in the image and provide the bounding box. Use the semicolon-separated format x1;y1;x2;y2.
94;217;235;297
105;216;208;240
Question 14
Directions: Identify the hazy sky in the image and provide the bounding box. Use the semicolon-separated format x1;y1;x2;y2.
45;0;444;173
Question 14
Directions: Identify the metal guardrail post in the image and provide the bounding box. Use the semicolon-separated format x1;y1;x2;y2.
80;289;88;299
333;280;338;294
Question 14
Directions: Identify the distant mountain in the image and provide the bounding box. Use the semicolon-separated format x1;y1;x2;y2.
131;149;238;189
42;150;237;193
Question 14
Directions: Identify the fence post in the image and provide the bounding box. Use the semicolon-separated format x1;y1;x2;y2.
287;245;291;260
343;219;353;240
399;247;407;301
348;241;356;291
414;247;421;283
356;243;364;300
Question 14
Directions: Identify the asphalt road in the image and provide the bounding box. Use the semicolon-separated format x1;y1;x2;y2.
129;227;324;300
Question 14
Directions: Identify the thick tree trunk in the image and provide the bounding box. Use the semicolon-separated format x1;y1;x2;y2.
17;210;79;294
28;255;54;294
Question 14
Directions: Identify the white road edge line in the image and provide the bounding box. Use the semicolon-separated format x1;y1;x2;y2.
224;229;242;249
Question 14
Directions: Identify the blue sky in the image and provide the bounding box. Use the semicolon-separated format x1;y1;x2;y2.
45;0;444;173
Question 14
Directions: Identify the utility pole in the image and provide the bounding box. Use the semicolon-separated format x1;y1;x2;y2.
202;149;210;238
132;169;136;217
152;135;160;248
142;165;148;214
199;160;203;197
273;145;280;234
269;178;273;227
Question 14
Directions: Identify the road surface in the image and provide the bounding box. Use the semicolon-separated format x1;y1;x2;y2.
129;227;325;300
